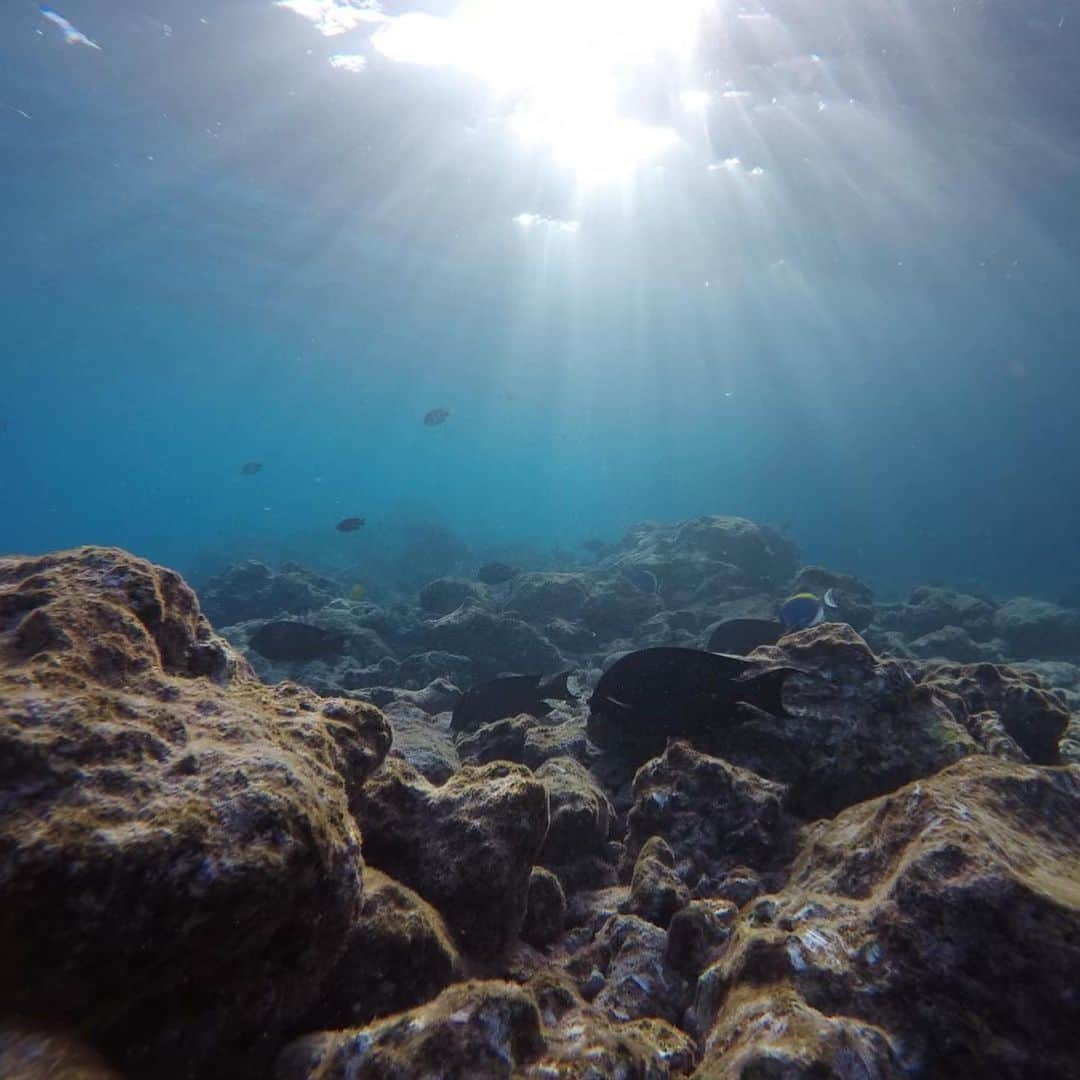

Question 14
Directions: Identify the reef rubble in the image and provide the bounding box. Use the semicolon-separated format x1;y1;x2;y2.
1;523;1078;1078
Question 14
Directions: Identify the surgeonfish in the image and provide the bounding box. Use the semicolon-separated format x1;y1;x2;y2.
248;620;347;662
587;646;796;763
451;670;575;733
705;617;785;655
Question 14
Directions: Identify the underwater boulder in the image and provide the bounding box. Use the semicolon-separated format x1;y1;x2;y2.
991;596;1080;658
906;624;1003;664
277;980;544;1080
423;598;564;678
696;623;979;818
919;660;1070;764
417;576;487;616
625;741;794;892
198;559;339;627
382;701;460;784
0;546;391;1079
301;868;461;1032
351;758;549;958
693;756;1080;1078
508;571;591;622
878;585;998;642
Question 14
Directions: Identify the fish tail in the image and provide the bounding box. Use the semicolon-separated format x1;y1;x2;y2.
743;666;792;717
541;669;572;699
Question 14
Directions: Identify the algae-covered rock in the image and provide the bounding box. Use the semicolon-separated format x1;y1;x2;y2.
276;980;544;1080
417;576;486;616
707;623;979;817
521;866;566;947
694;757;1080;1078
424;599;563;678
352;758;549;957
992;596;1080;658
626;835;689;928
199;559;340;627
626;741;793;886
303;868;460;1030
508;572;590;622
0;546;391;1079
922;660;1070;763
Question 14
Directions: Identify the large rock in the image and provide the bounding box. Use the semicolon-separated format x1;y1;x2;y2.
693;757;1080;1078
352;758;549;957
276;980;544;1080
877;585;997;642
198;560;339;627
423;600;563;678
417;577;486;616
0;547;391;1078
507;572;590;622
277;976;696;1080
534;756;615;880
703;624;979;817
303;868;460;1030
992;596;1080;658
626;741;793;891
604;517;798;611
921;661;1070;764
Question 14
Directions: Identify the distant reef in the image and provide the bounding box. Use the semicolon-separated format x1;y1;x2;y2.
1;522;1078;1079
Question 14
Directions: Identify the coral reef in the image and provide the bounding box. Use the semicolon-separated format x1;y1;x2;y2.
0;547;390;1078
4;516;1079;1078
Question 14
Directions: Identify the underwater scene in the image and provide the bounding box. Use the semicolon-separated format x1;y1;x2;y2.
2;1;1079;1077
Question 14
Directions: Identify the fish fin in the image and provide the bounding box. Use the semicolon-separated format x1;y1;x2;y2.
739;666;794;717
602;694;633;711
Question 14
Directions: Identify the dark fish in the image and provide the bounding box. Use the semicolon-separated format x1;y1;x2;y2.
587;646;794;761
477;561;519;585
423;408;450;426
706;618;785;655
240;461;263;475
248;620;347;662
621;566;659;594
336;517;366;532
451;670;575;733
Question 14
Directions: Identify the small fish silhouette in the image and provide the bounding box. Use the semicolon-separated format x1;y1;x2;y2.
423;408;450;426
336;517;366;533
240;461;263;476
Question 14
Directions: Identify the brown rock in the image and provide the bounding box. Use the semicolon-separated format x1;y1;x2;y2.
695;757;1080;1077
456;713;591;770
275;980;544;1080
0;547;391;1078
575;914;691;1027
534;756;614;865
922;661;1070;763
664;899;737;978
707;623;978;817
278;975;696;1080
626;835;689;928
522;866;566;948
0;1021;123;1080
353;758;549;957
304;868;460;1029
626;741;793;886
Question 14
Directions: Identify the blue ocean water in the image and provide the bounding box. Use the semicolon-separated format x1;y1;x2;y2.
2;0;1078;599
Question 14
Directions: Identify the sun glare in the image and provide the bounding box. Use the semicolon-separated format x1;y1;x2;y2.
364;0;715;183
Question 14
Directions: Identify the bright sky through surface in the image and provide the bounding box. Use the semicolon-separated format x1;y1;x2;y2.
282;0;712;182
3;0;1080;593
